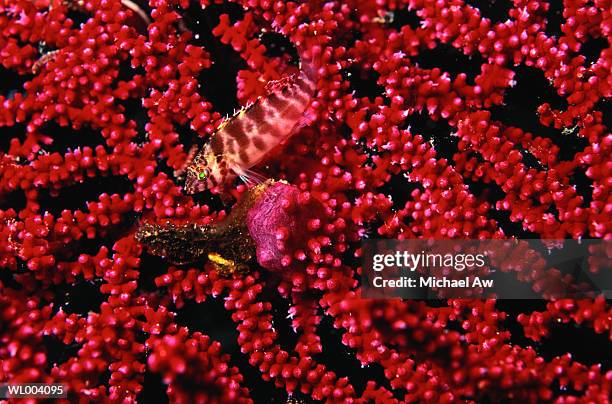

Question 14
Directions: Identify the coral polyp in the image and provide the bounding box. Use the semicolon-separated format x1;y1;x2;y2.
0;0;610;402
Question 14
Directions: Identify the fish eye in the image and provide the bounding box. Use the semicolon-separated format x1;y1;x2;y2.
198;168;210;180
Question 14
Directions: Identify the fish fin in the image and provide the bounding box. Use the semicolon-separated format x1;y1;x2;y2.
264;74;297;95
238;173;262;187
242;168;266;183
239;175;256;187
235;166;265;186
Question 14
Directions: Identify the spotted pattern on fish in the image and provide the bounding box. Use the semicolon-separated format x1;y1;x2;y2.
183;66;317;195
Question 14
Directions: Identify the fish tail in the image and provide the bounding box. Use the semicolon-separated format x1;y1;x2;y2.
296;38;321;95
268;23;321;94
291;37;322;126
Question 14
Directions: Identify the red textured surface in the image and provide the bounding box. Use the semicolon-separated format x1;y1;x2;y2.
0;0;611;402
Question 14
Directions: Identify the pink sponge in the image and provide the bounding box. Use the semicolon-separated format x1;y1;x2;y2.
247;181;324;271
247;181;298;270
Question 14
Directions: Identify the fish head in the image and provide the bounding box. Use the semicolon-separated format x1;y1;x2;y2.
184;146;225;194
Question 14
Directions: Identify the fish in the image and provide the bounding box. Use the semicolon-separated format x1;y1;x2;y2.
179;48;319;195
